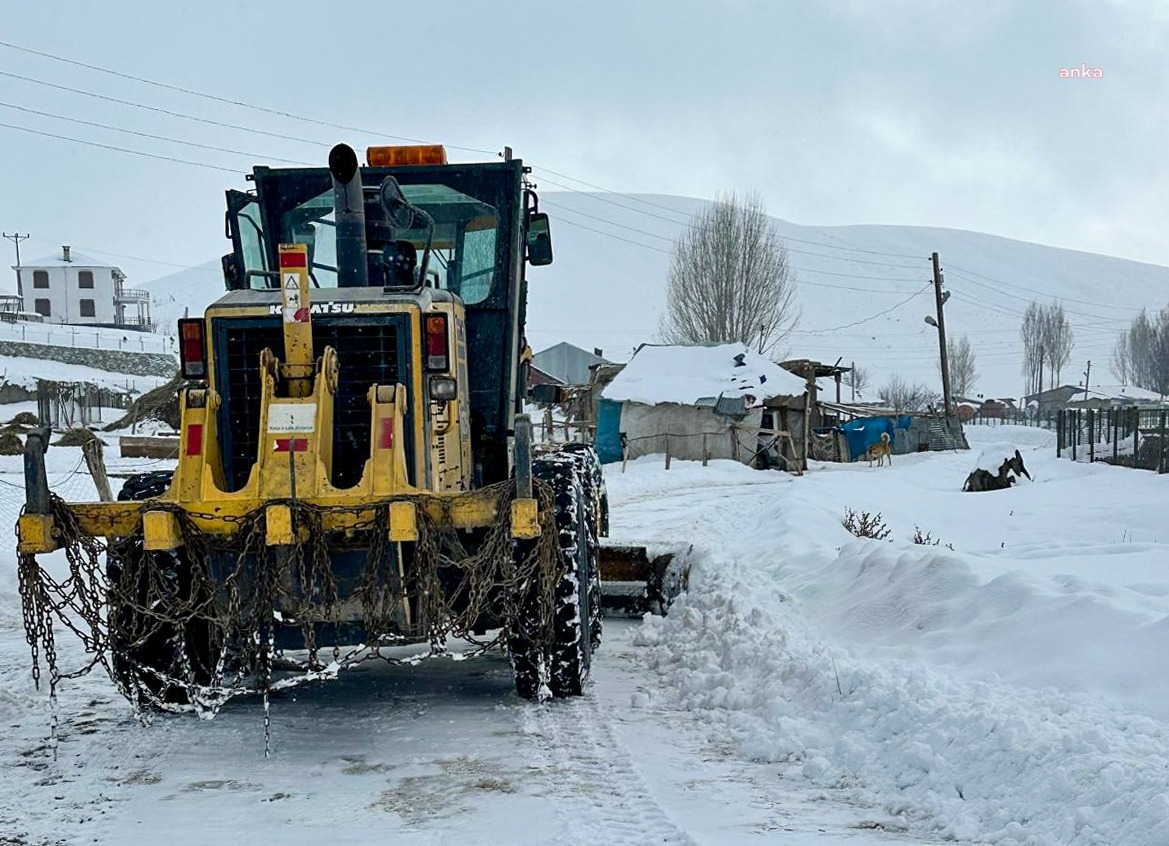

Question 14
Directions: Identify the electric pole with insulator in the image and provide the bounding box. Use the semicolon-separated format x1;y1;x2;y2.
3;232;29;302
931;251;953;419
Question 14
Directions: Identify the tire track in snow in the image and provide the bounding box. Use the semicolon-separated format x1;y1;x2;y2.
520;692;699;845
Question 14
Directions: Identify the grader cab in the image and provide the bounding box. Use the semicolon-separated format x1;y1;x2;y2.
17;143;608;710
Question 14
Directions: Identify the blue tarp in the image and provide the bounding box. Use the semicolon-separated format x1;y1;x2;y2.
841;416;899;461
595;398;624;464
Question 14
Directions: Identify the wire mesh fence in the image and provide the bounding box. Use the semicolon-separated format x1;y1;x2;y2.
1056;407;1169;473
965;410;1059;429
0;320;173;353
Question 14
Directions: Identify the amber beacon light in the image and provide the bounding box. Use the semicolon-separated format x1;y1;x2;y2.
366;145;449;167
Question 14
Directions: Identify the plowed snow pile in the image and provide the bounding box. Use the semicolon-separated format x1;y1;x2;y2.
609;426;1169;845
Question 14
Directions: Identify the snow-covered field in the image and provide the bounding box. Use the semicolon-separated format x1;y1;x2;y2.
1;426;1167;844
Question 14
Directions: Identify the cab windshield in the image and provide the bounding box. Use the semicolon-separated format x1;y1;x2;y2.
237;167;515;306
276;183;499;304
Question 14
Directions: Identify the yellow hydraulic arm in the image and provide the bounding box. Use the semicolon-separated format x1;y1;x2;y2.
278;243;314;398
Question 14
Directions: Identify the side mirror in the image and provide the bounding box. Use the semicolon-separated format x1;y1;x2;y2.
221;253;240;289
526;212;553;266
378;176;415;231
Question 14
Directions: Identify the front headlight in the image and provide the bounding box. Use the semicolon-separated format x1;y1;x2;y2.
430;376;457;401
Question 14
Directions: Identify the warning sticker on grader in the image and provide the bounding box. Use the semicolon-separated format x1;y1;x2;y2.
267;403;317;433
282;273;309;323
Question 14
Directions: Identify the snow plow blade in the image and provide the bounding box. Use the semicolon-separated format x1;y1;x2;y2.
598;543;681;615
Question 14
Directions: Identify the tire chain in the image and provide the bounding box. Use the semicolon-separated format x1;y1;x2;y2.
16;474;564;733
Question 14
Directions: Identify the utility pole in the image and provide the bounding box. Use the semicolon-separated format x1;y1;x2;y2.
3;232;29;302
1083;360;1091;401
931;252;953;419
850;360;856;402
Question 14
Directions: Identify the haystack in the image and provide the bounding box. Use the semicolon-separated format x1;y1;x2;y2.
104;372;183;432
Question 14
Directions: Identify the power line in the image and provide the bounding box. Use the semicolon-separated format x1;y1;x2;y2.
551;214;925;290
0;38;497;157
543;198;925;270
25;237;221;274
551;216;673;254
0;100;312;165
0;120;240;172
946;262;1147;314
542;199;675;243
534;172;693;226
948;282;1130;324
0;69;332;149
798;284;932;334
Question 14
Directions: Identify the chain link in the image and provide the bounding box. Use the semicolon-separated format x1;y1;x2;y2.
17;479;562;738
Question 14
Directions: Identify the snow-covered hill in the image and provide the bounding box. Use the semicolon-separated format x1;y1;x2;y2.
141;194;1169;400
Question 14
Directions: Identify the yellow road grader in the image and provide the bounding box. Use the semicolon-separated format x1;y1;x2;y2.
16;143;614;711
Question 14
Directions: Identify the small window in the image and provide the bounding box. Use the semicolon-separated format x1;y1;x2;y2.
34;298;51;317
78;270;94;288
33;270;49;289
79;299;96;317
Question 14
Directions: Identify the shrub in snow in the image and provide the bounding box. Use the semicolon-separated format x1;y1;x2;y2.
0;430;22;455
911;526;953;550
842;508;891;541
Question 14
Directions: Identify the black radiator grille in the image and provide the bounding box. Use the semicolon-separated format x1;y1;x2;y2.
217;318;405;490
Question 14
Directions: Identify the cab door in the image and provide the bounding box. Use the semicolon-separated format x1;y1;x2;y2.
223;190;271;289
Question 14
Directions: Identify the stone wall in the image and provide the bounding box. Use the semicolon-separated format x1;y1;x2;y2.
0;340;177;379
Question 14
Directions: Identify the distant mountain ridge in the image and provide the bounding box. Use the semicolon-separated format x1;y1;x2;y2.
142;193;1169;399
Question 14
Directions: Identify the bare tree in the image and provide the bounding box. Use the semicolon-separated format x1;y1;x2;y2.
1021;301;1046;396
1111;306;1169;397
849;363;872;399
941;334;978;396
1044;303;1073;388
658;192;799;355
879;373;941;411
1021;300;1074;395
1110;333;1131;385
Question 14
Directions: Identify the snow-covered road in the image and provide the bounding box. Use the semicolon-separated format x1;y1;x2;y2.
3;425;1168;844
0;624;907;845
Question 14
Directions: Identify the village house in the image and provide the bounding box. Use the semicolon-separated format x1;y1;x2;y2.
13;246;151;329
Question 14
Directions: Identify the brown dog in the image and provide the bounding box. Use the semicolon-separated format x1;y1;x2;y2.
867;432;892;467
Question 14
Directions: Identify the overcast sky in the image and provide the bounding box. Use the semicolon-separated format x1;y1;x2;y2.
1;0;1165;289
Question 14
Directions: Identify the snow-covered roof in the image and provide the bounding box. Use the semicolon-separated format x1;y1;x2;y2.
601;343;807;406
19;250;121;270
1085;383;1164;402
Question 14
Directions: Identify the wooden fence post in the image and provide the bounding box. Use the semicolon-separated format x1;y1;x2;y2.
1088;408;1095;463
1159;411;1167;474
82;438;114;502
665;435;671;470
1071;410;1077;461
1133;407;1139;465
1056;410;1063;457
1113;408;1119;462
702;434;709;467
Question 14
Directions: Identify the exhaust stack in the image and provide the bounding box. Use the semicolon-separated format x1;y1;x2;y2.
328;143;369;288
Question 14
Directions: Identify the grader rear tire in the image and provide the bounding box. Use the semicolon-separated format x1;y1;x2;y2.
509;454;595;700
561;443;605;654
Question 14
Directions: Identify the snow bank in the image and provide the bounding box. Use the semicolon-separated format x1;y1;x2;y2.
603;343;807;405
611;425;1169;844
635;571;1169;845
